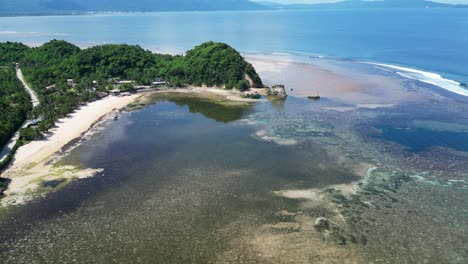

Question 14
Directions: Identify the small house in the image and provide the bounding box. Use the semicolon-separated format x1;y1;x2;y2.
152;81;167;87
67;79;75;85
134;85;150;90
116;80;135;86
109;89;121;96
46;84;56;90
27;117;44;128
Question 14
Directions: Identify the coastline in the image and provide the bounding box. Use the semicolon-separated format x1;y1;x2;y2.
1;94;139;206
2;54;464;207
0;61;466;264
0;54;409;206
165;86;267;102
0;88;263;206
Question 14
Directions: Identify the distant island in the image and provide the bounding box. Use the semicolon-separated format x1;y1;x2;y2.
0;0;466;15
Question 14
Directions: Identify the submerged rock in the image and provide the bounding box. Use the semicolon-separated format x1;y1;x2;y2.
0;177;10;196
313;217;331;231
326;230;367;246
267;222;302;232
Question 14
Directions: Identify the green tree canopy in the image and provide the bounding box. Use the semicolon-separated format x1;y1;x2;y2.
0;40;263;141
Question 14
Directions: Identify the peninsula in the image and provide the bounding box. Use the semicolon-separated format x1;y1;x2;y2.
0;40;264;198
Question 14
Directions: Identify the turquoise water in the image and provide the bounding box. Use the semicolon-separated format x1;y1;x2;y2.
0;9;467;84
0;92;466;262
1;9;468;263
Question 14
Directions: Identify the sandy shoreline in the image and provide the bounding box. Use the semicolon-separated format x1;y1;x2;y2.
0;88;262;206
1;94;139;205
0;54;410;206
168;86;267;102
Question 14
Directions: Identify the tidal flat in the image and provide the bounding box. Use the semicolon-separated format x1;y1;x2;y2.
1;59;467;263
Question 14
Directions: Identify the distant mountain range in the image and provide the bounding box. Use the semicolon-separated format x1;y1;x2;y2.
260;0;468;9
0;0;265;15
0;0;466;16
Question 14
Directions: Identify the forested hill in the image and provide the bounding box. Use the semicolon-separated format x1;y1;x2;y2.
0;40;262;146
0;0;265;15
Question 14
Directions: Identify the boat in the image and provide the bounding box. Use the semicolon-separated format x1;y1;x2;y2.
308;95;321;100
114;115;119;121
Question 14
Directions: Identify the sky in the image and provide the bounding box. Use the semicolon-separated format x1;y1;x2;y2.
253;0;468;4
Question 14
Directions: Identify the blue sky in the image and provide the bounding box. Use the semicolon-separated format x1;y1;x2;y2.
253;0;468;4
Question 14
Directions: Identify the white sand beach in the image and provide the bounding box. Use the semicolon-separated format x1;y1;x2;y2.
1;94;140;205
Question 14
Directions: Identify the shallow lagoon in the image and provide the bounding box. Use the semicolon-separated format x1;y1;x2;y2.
0;50;467;263
0;95;366;262
1;69;467;262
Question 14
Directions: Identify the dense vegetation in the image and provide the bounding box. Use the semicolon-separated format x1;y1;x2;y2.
154;42;262;89
183;42;262;89
0;42;30;62
0;66;32;149
0;40;262;142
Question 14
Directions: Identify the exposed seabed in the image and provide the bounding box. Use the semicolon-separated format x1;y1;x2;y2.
1;57;467;263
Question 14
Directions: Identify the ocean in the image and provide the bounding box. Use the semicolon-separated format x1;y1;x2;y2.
1;9;467;263
0;8;467;87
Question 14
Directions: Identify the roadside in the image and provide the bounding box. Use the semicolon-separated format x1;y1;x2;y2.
0;68;39;164
16;67;39;107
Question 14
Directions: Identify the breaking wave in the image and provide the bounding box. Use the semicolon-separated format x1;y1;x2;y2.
367;62;468;97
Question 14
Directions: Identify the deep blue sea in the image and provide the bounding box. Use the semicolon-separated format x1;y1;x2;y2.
0;8;467;84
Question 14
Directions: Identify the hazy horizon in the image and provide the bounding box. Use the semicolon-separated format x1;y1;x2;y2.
254;0;468;5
